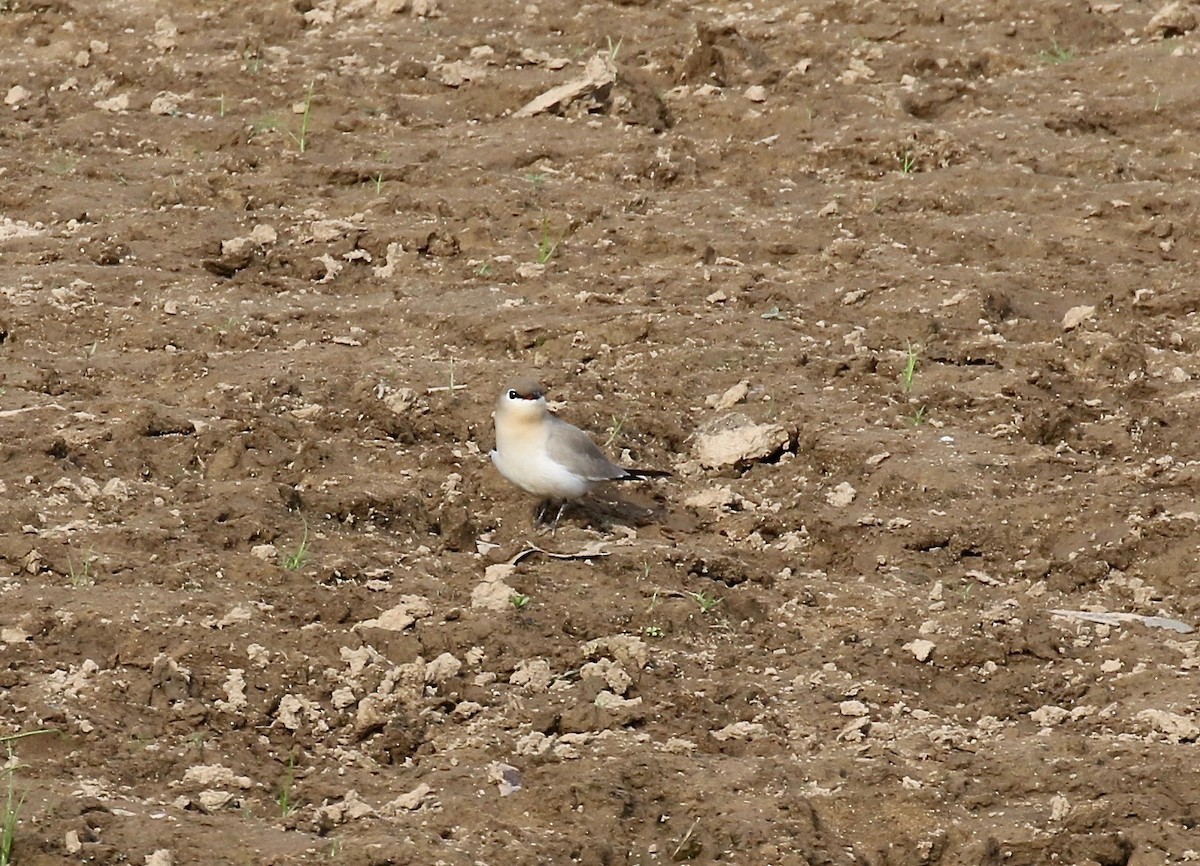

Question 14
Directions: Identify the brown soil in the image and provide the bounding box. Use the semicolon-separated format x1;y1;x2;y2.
2;0;1199;863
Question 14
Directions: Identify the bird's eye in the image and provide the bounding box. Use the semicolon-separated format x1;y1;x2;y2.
508;389;519;400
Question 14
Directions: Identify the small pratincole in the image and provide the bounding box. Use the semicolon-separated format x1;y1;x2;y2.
490;377;670;527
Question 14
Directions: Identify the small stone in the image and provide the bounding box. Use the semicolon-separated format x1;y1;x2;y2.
744;85;767;102
838;699;869;717
1135;708;1199;741
1061;304;1096;331
250;544;277;562
5;85;30;106
694;414;789;468
145;850;174;866
1030;705;1070;727
904;639;936;662
65;831;82;854
1146;1;1197;37
384;783;432;812
711;721;767;741
94;93;130;112
424;652;462;685
1100;658;1122;673
705;380;750;410
357;595;433;631
825;482;857;508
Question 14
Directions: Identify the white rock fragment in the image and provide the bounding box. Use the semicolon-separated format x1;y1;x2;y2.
1061;304;1096;331
94;93;130;113
838;700;869;717
424;652;462;685
65;830;82;854
711;721;768;742
145;848;174;866
384;783;433;813
1030;705;1069;727
516;52;616;117
1049;793;1071;822
744;85;767;103
198;790;236;811
684;486;745;513
316;790;374;825
275;694;322;731
581;634;649;670
250;544;277;562
595;691;642;710
1146;1;1197;37
1100;658;1122;673
216;669;247;713
509;658;553;693
358;595;433;631
825;482;857;508
694;414;789;468
904;639;936;662
331;686;357;709
5;85;30;107
1136;708;1199;741
0;626;29;644
705;380;750;410
149;93;182;115
581;658;632;695
181;764;253;789
472;564;519;611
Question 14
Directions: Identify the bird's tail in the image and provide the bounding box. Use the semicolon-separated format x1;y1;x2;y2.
622;467;672;480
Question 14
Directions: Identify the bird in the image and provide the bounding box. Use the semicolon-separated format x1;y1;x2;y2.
490;377;670;527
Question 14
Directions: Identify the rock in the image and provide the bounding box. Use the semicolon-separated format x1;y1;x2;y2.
744;85;767;102
65;830;82;854
510;658;553;693
1061;304;1095;331
693;413;790;468
358;595;433;631
711;721;767;741
515;52;616;117
594;691;642;710
581;634;649;670
0;626;29;644
904;639;936;662
582;658;633;695
1146;1;1197;37
424;652;462;685
216;669;247;713
5;85;30;106
1135;708;1199;741
145;849;174;866
1030;705;1069;727
94;93;130;112
471;564;518;611
825;482;857;508
704;380;750;410
250;544;277;562
181;764;253;789
838;700;869;717
684;486;745;512
384;783;432;813
198;789;236;811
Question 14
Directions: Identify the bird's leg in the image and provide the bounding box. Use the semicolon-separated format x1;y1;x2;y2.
534;499;551;525
550;501;568;533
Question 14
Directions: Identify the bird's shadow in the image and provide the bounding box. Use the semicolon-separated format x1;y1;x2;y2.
533;496;667;533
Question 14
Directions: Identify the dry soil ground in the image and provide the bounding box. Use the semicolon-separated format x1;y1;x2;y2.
2;0;1200;864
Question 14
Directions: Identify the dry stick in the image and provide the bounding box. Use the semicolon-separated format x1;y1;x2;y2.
672;818;701;860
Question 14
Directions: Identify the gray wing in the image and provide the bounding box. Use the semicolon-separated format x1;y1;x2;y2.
545;416;629;481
